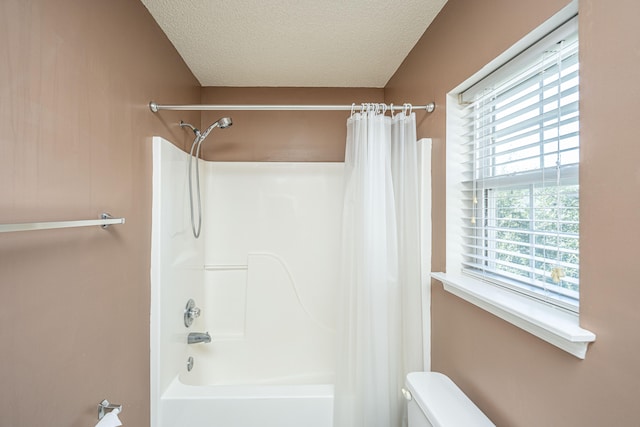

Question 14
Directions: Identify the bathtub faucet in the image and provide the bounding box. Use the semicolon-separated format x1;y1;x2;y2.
187;332;211;344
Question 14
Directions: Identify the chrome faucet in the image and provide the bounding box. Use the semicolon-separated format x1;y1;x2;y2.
187;332;211;344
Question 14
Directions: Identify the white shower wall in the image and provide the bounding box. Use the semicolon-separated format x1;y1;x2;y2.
152;135;343;393
193;161;343;384
151;137;207;427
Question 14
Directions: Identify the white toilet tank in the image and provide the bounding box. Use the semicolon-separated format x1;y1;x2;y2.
405;372;495;427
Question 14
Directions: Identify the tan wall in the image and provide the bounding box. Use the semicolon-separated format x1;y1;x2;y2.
200;87;383;161
386;0;640;425
5;0;640;425
0;1;200;426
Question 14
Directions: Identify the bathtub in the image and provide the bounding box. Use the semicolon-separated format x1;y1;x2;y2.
160;376;334;427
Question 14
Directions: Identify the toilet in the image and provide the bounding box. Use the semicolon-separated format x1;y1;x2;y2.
404;372;495;427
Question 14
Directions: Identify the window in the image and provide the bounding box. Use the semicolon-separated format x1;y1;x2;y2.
459;18;580;312
436;7;594;358
453;16;580;312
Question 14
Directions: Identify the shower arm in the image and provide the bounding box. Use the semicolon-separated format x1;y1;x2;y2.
180;121;201;138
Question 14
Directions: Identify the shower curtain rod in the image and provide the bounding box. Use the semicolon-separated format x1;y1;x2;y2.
148;101;435;113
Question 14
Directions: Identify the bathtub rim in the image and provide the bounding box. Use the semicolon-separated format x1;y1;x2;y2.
162;375;335;399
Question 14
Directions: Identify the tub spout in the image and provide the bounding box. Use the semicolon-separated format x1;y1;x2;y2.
187;332;211;344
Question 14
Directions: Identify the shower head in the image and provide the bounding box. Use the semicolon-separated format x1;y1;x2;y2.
201;117;232;138
216;117;233;129
180;117;232;140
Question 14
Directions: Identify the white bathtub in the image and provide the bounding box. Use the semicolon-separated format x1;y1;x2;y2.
160;376;334;427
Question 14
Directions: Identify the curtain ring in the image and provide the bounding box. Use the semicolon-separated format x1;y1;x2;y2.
408;103;413;116
390;103;395;118
350;103;356;117
381;103;387;116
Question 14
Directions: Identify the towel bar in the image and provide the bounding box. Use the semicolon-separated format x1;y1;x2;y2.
0;213;125;233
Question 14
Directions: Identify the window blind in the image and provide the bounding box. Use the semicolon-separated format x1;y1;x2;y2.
459;18;580;310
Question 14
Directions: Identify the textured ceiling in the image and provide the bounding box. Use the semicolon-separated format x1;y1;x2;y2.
140;0;448;88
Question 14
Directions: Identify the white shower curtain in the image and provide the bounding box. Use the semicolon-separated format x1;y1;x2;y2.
334;108;423;427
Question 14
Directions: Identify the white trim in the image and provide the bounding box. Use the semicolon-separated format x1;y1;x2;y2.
419;138;433;371
431;272;595;359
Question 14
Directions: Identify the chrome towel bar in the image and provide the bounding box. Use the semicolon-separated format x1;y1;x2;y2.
0;213;125;233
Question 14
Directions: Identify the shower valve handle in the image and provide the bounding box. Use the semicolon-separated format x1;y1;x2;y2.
184;299;201;327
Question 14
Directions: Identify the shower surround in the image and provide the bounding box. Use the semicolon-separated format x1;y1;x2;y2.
150;137;342;427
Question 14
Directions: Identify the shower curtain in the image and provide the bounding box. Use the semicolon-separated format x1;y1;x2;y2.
334;108;423;427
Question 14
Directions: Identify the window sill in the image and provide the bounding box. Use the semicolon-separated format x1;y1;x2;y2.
431;272;595;359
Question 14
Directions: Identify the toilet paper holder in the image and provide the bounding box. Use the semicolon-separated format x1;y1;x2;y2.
98;399;122;420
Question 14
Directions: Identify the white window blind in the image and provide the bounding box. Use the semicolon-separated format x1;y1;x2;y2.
459;17;580;311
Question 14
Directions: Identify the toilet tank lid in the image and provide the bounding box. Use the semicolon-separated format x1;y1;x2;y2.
406;372;495;427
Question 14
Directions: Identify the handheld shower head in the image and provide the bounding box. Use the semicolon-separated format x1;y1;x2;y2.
182;116;233;239
200;117;233;139
216;117;233;129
